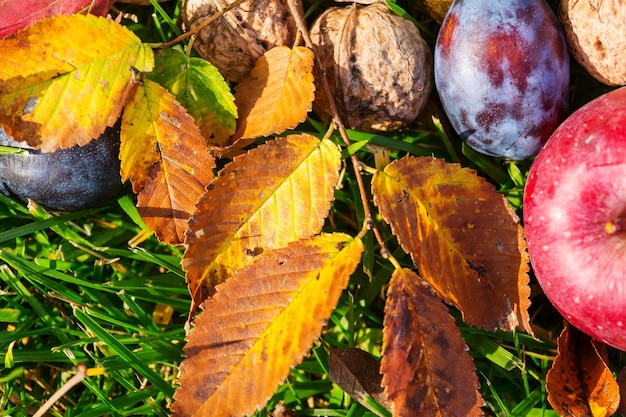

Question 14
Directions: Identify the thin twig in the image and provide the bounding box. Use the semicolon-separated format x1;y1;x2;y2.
159;0;248;52
287;0;389;258
33;364;87;417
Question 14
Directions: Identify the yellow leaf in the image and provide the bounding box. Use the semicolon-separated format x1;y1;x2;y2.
381;268;484;416
372;156;532;332
0;14;154;151
121;79;216;245
182;133;341;310
230;46;315;148
172;234;364;417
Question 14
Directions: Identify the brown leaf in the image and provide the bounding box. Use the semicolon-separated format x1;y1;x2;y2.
328;348;389;413
547;322;620;417
172;234;364;417
182;134;341;311
121;79;216;244
371;156;531;332
230;46;315;149
381;268;484;417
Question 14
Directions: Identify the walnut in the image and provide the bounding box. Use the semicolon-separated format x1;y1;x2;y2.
423;0;453;24
310;3;433;132
560;0;626;86
182;0;300;83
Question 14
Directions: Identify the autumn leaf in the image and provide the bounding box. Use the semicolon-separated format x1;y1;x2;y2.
547;322;620;417
0;14;153;151
121;79;216;245
172;233;364;417
371;156;531;332
182;133;341;309
328;348;390;414
146;48;237;147
230;46;315;149
0;0;115;38
381;268;484;417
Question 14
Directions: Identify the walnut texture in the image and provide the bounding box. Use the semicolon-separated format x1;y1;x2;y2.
560;0;626;86
182;0;299;83
310;3;433;132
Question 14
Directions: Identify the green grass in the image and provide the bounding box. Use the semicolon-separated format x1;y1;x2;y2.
1;0;624;416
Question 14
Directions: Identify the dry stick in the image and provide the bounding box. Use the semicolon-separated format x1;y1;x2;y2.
33;364;88;417
287;0;389;259
159;0;248;51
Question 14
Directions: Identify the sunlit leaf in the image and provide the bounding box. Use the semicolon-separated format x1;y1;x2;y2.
547;322;620;417
372;156;531;332
0;14;153;151
182;133;341;310
230;46;315;149
172;234;364;417
381;268;484;416
121;79;216;244
146;48;237;147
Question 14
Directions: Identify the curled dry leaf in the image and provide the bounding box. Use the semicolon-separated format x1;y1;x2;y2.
172;234;364;417
230;46;315;150
547;322;620;417
381;268;484;416
371;156;532;332
182;133;341;310
121;80;216;245
0;14;153;151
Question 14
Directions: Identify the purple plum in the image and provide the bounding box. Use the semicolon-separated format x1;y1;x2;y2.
0;123;123;211
434;0;569;159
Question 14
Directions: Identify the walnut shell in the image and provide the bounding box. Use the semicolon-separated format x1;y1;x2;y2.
310;3;433;132
560;0;626;86
182;0;299;83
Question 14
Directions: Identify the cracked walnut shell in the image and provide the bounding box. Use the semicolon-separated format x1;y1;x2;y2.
310;3;433;132
182;0;299;83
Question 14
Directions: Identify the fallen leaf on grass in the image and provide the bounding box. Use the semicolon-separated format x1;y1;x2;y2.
182;133;341;310
381;268;484;417
121;79;215;245
172;233;364;417
146;49;237;147
547;322;620;417
0;14;153;151
230;46;315;150
372;156;531;332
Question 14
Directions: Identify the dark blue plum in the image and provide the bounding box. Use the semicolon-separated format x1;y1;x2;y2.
434;0;569;159
0;123;123;211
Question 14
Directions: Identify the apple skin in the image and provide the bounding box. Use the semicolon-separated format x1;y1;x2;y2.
524;86;626;351
0;123;123;211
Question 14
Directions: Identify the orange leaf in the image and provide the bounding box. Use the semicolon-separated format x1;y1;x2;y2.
121;79;216;244
230;46;315;148
172;233;364;417
547;322;620;417
182;133;341;309
0;14;153;151
371;156;531;332
381;268;484;417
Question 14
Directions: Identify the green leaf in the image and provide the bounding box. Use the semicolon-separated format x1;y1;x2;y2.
147;48;237;146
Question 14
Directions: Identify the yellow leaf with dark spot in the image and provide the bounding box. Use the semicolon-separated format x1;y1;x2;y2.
0;14;153;151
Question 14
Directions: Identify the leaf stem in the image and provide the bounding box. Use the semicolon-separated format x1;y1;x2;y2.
288;0;389;259
33;364;87;417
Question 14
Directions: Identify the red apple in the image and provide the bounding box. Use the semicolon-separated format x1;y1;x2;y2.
524;86;626;351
